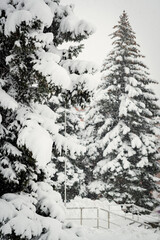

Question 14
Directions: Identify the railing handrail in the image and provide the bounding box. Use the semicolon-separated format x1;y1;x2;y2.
66;206;160;230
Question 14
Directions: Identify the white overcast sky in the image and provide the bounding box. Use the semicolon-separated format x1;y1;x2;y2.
61;0;160;103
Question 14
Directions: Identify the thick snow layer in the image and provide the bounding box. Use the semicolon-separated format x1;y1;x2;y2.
32;103;60;135
32;103;58;122
0;0;14;17
0;87;18;110
70;74;97;91
0;187;61;239
102;121;130;150
61;59;98;75
52;133;85;158
23;0;53;27
31;32;54;48
15;103;84;167
0;199;15;222
30;181;65;222
98;120;142;172
60;13;95;37
124;67;130;74
141;134;157;154
17;119;53;167
33;51;71;90
84;227;160;240
0;183;87;240
119;95;142;117
98;118;113;136
5;10;32;35
4;0;53;35
16;105;55;167
67;197;111;209
88;181;107;195
129;77;138;87
103;135;121;154
0;78;6;87
129;133;142;149
3;142;22;157
116;56;123;61
0;158;18;183
125;84;142;97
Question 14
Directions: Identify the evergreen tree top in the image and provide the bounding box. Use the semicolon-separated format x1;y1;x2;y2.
112;10;136;40
101;10;159;85
104;10;146;67
100;10;159;139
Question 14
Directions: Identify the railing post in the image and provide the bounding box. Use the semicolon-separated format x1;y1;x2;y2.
108;210;110;229
131;204;134;220
136;207;139;221
97;208;99;229
80;208;83;225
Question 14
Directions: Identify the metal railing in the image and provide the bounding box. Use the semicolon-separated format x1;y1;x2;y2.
66;206;160;230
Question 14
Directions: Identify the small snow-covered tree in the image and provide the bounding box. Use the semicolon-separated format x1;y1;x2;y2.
49;58;98;201
0;0;95;239
79;96;105;198
86;11;160;211
46;9;98;200
50;97;85;200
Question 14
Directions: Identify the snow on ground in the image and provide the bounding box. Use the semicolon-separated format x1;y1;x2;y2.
82;226;160;240
65;197;160;240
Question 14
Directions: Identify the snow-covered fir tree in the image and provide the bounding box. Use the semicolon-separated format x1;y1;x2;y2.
0;0;95;239
49;96;85;201
79;97;105;198
49;62;97;200
48;30;98;201
85;11;160;211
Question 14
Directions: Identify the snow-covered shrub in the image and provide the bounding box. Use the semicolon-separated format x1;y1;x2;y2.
0;182;87;240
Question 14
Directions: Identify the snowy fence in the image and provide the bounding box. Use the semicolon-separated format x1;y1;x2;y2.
66;206;160;230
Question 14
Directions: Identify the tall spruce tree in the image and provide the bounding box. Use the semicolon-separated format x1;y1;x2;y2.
86;11;160;211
